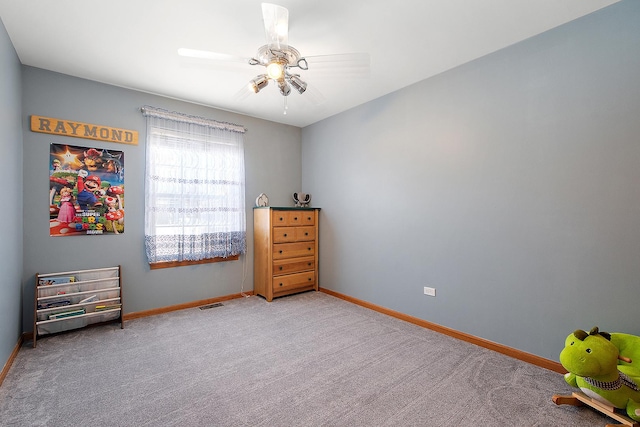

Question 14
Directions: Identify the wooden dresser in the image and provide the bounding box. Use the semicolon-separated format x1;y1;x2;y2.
253;207;320;301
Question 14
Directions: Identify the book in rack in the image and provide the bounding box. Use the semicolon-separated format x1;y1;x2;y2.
33;266;123;347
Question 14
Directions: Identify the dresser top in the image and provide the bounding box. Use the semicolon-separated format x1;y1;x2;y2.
253;206;320;211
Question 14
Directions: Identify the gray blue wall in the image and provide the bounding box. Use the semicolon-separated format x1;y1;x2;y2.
21;67;301;330
0;18;23;370
302;0;640;361
4;0;639;369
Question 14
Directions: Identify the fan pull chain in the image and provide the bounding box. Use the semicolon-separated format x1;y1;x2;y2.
283;96;288;115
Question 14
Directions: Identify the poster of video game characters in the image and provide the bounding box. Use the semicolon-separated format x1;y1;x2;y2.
49;143;125;236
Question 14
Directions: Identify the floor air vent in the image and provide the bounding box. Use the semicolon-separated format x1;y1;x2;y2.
199;302;224;310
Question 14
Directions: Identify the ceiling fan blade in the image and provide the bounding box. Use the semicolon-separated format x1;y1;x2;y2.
301;83;326;105
262;3;289;50
303;52;370;67
233;83;255;103
178;48;250;64
302;52;371;78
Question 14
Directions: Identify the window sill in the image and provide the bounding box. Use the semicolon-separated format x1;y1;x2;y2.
149;254;240;270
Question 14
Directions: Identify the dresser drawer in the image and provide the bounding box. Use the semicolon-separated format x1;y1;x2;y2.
273;242;315;259
273;226;316;243
272;210;315;226
272;271;315;293
273;256;315;276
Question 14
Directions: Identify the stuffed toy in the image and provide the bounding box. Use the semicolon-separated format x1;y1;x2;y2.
559;327;640;421
292;192;311;208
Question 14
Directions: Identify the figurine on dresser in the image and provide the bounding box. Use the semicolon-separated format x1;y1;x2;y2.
293;192;311;207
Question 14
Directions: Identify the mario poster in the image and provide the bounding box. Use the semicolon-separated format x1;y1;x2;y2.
49;143;125;236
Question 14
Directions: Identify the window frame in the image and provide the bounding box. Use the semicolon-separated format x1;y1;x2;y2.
142;106;247;267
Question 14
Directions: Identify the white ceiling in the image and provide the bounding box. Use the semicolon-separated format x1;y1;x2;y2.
0;0;620;128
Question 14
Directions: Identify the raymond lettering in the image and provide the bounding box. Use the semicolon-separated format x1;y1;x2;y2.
30;115;138;145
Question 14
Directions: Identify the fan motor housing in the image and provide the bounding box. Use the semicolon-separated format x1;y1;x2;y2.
255;45;301;67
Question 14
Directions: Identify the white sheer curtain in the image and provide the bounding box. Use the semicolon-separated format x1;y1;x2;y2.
141;106;246;264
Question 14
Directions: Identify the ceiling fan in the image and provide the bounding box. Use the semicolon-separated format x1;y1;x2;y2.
178;3;369;111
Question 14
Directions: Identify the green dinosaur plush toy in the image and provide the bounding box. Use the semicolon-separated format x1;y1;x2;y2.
560;327;640;421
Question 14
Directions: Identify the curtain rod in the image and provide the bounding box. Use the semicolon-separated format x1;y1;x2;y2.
140;106;246;134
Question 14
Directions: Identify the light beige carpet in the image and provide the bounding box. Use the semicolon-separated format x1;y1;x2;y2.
1;291;608;426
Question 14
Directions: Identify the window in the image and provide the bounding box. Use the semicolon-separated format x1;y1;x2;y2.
142;106;246;265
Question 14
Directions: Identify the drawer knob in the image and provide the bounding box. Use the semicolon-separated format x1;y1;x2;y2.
304;232;308;236
308;247;311;251
279;250;283;254
284;233;288;237
279;217;283;221
294;217;298;220
279;283;283;287
308;277;312;281
279;266;283;270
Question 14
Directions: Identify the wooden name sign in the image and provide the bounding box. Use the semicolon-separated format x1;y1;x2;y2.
31;115;138;145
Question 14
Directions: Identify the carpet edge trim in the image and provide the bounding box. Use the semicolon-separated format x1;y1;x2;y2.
0;334;24;387
123;291;254;321
319;288;565;374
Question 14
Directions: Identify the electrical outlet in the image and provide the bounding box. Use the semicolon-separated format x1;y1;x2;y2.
423;286;436;297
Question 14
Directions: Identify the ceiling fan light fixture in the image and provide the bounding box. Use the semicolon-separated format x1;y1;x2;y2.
288;74;307;94
278;79;291;96
249;74;269;93
179;3;371;113
266;61;285;80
